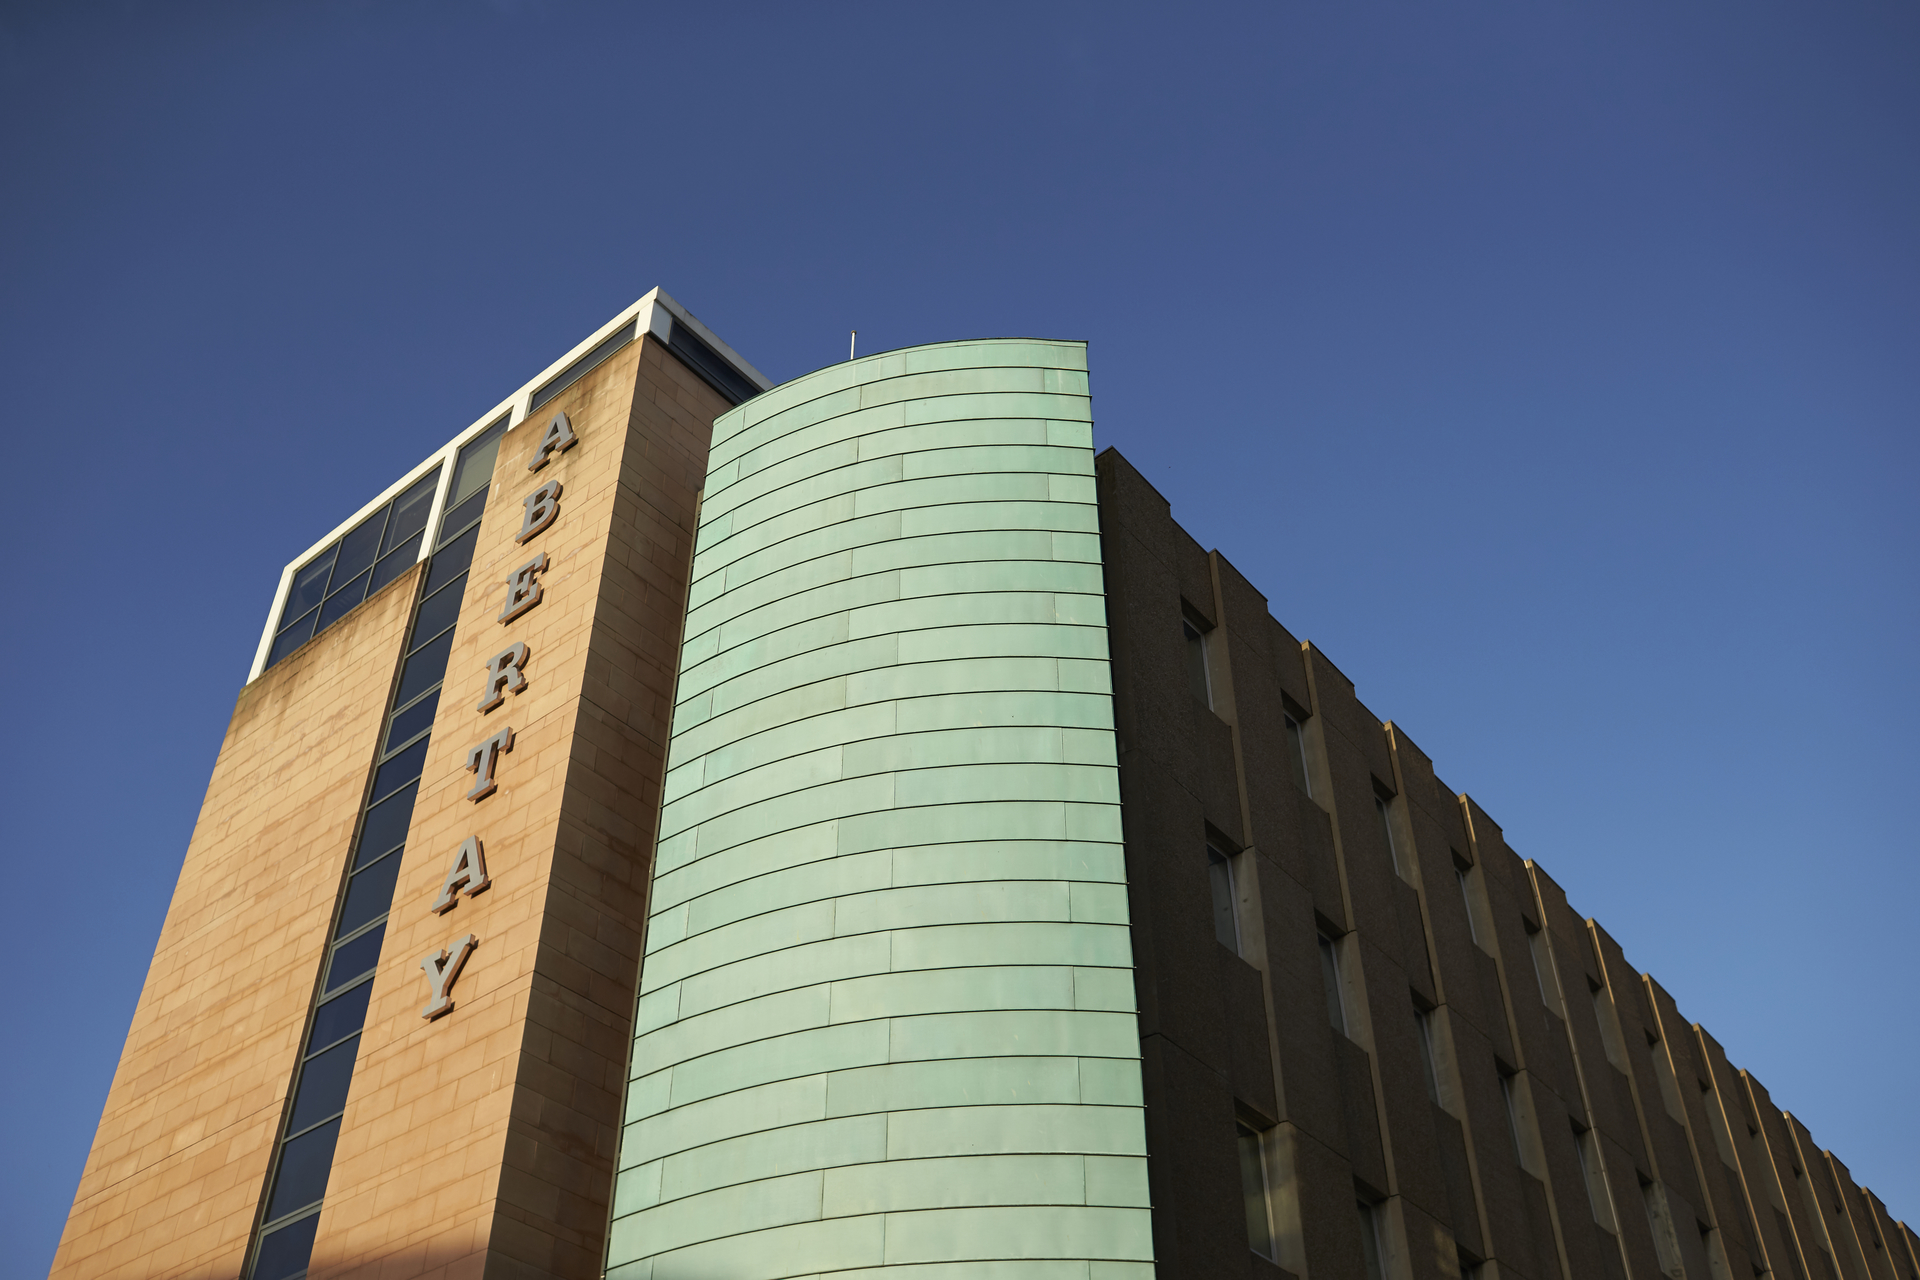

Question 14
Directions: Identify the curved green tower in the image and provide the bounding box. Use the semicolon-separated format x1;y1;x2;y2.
607;339;1154;1279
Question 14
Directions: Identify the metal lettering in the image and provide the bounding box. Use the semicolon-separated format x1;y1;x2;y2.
430;837;491;913
476;642;530;714
526;411;578;472
497;552;548;624
419;934;477;1019
464;726;514;801
516;480;562;544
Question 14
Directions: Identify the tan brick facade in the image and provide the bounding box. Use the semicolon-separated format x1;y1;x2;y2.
51;562;424;1279
53;332;728;1280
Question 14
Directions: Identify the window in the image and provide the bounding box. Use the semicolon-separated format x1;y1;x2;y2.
1319;933;1347;1035
666;315;761;405
1648;1033;1687;1123
1593;982;1629;1072
1357;1199;1386;1280
1183;616;1213;708
1702;1080;1740;1169
247;420;505;1280
1500;1068;1526;1166
1574;1120;1617;1232
266;466;443;670
1283;713;1311;796
529;319;635;411
1526;923;1562;1014
1207;845;1240;952
1414;1002;1441;1104
1238;1122;1276;1260
1374;787;1406;879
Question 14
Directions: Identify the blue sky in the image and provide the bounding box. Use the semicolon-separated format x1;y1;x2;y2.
3;2;1915;1271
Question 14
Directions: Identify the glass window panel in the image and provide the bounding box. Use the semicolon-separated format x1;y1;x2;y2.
308;981;373;1053
370;735;429;804
368;535;422;595
410;576;465;648
267;611;317;667
447;418;509;510
315;570;370;633
323;924;385;996
382;472;439;553
436;486;487;549
529;320;634;411
286;548;337;617
393;627;455;707
265;1117;341;1222
251;1211;320;1280
1238;1123;1274;1259
336;850;402;936
1208;847;1238;952
353;782;416;870
423;525;478;596
384;692;439;756
331;512;386;588
286;1034;361;1134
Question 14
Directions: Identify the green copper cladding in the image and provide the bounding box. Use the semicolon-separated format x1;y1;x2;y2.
608;340;1153;1279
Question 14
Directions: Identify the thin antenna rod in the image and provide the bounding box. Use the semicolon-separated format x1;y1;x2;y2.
850;330;857;361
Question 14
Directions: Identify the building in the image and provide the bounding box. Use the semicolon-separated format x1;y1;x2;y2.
52;295;1918;1280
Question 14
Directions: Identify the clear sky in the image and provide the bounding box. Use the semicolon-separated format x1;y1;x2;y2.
3;2;1915;1272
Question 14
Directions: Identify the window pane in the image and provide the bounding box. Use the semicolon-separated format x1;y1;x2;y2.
369;736;429;805
331;511;386;588
354;782;416;870
323;924;385;996
436;487;487;548
368;535;422;595
308;981;373;1054
1358;1202;1385;1280
286;548;337;617
286;1034;360;1134
336;850;402;936
393;627;456;707
410;576;465;649
251;1211;320;1280
267;610;317;667
1207;847;1238;952
383;472;439;554
529;321;634;411
1183;620;1211;706
1238;1124;1274;1258
1283;715;1310;795
423;525;478;596
265;1117;341;1222
1319;935;1345;1034
315;570;370;633
385;692;439;756
447;418;508;510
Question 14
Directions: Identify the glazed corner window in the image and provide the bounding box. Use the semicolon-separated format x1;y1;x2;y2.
1373;783;1407;879
1414;1001;1441;1103
1182;614;1213;708
1207;844;1240;953
1238;1122;1276;1260
266;467;442;670
1357;1199;1387;1280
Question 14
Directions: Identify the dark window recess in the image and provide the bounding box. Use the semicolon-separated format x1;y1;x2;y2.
1207;845;1239;952
251;1213;321;1280
308;982;374;1055
337;851;403;937
666;317;760;406
354;783;417;870
249;430;498;1278
385;692;441;756
266;467;443;671
530;320;636;412
285;1034;361;1134
324;924;386;996
265;1117;341;1221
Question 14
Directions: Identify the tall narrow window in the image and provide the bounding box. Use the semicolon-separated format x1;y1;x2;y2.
1527;923;1562;1014
1238;1122;1276;1260
1208;845;1240;953
1183;616;1213;708
1319;933;1346;1035
1283;713;1311;796
1593;982;1629;1071
1500;1069;1526;1165
1415;1002;1442;1104
1648;1033;1687;1122
1374;786;1406;879
1453;855;1483;946
1574;1121;1618;1232
1357;1200;1387;1280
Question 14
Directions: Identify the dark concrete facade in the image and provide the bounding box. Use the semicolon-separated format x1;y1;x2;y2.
1095;449;1917;1280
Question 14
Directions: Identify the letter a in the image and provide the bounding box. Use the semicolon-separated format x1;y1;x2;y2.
420;934;478;1019
431;837;491;913
526;411;578;472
